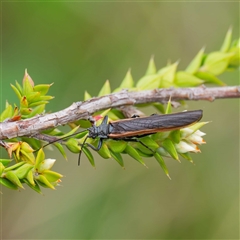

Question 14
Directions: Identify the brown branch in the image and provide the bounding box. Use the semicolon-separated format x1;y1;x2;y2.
0;85;239;140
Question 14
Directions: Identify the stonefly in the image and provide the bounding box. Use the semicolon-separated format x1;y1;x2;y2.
53;110;203;165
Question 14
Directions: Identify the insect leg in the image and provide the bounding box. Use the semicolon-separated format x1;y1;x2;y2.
120;138;155;153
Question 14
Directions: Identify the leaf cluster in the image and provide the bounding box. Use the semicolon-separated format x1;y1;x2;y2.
0;29;239;192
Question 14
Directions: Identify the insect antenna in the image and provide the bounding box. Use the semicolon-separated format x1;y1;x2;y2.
78;134;89;166
35;129;88;151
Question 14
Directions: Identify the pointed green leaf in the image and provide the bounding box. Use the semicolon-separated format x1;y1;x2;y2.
0;177;19;190
27;104;45;117
175;71;204;87
5;161;25;171
203;51;234;75
28;101;48;107
14;163;33;179
195;71;225;86
158;61;179;86
11;84;22;100
165;99;172;114
145;56;157;75
35;148;45;169
187;121;209;133
43;170;63;182
162;138;179;161
0;159;12;167
169;129;181;143
84;91;92;100
97;142;111;159
36;174;55;189
136;74;161;90
33;83;53;96
82;147;95;167
107;140;127;153
0;103;13;121
66;138;81;154
154;153;171;179
179;152;193;163
23;77;34;96
98;80;111;96
220;27;232;52
120;69;134;88
125;145;146;167
15;80;23;94
5;171;24;188
185;47;205;74
110;150;124;167
54;142;67;160
22;179;42;194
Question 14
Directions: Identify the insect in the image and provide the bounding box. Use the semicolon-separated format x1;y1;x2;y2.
64;109;202;165
41;110;202;165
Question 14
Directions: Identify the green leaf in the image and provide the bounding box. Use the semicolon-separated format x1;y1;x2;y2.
154;153;171;179
179;152;193;163
14;163;33;179
145;56;157;75
28;101;48;107
35;148;45;169
54;142;67;159
162;138;179;161
43;170;63;182
0;159;12;167
84;91;92;101
27;104;46;118
107;140;127;153
137;137;159;152
220;27;232;52
0;103;13;121
175;71;204;87
35;174;55;189
185;47;205;74
66;138;81;153
82;147;95;167
165;98;172;114
125;145;146;167
187;121;209;133
11;84;22;100
195;71;225;86
169;130;181;143
158;61;179;87
136;74;161;90
0;177;19;190
22;179;42;194
110;150;124;167
98;80;111;96
23;77;34;96
119;69;134;88
203;51;234;75
5;171;24;188
5;161;25;171
97;142;111;159
15;80;23;94
33;83;53;96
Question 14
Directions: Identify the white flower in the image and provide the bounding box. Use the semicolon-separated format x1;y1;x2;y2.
38;158;56;172
187;130;206;145
175;141;200;153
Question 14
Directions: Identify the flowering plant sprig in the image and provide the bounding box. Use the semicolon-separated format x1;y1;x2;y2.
0;28;239;192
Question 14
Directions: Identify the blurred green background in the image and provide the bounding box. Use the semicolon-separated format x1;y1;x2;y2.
1;1;239;239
